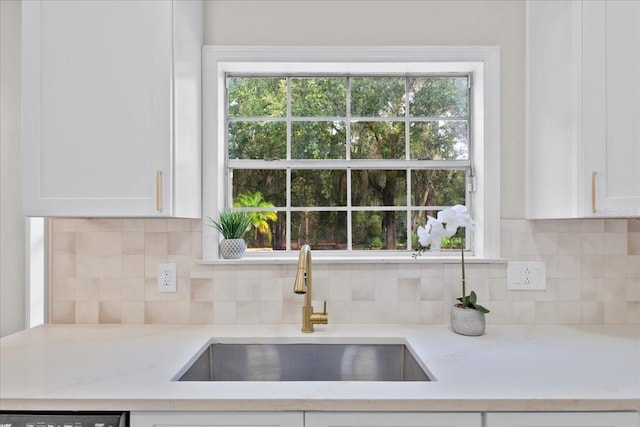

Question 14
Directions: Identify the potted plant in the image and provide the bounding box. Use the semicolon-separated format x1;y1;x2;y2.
207;209;252;259
413;205;489;336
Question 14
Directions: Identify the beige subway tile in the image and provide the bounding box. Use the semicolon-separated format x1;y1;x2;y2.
557;219;583;233
558;278;582;301
144;219;168;232
145;232;168;256
282;301;300;324
122;254;144;278
99;301;122;324
500;231;513;258
419;301;444;324
53;278;76;300
557;233;581;256
122;232;144;255
512;301;535;323
603;301;627;324
533;232;558;255
581;255;604;278
329;300;352;324
603;278;627;301
627;279;640;301
144;301;168;324
122;278;145;301
190;302;214;324
190;219;203;232
605;219;628;233
167;218;191;232
374;279;398;301
237;300;260;324
99;278;122;301
581;301;604;323
52;253;76;278
213;280;239;302
351;278;375;301
397;301;421;324
76;278;99;301
52;232;76;252
535;301;558;324
604;233;628;255
626;302;640;323
191;278;214;301
168;232;191;255
75;254;100;278
581;219;605;233
557;301;581;324
580;278;604;301
51;300;76;323
121;301;145;324
167;301;191;324
52;218;77;232
236;279;259;301
629;233;640;255
75;300;98;324
581;233;604;255
190;232;203;258
628;255;640;277
168;255;195;279
512;232;536;256
76;219;122;232
213;301;237;324
77;232;122;255
398;278;420;301
374;300;398;323
329;279;353;301
604;255;628;278
530;220;558;233
489;277;510;301
259;300;283;323
349;301;374;323
259;278;282;301
557;255;580;278
628;220;640;232
144;278;168;302
485;301;512;324
419;277;444;302
121;219;145;232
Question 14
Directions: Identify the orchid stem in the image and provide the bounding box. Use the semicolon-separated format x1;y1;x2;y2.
461;246;466;297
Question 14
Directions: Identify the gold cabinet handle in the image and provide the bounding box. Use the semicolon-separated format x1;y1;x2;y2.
156;170;163;213
591;171;596;213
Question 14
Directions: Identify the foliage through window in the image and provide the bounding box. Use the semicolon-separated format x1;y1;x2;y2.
225;74;472;252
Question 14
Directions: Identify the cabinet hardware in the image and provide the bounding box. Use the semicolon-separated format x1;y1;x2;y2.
156;170;163;213
591;171;596;213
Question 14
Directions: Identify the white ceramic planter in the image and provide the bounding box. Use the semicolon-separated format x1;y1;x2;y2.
450;304;486;336
220;238;246;259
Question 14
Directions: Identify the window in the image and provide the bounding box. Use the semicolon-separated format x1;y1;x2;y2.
203;47;500;261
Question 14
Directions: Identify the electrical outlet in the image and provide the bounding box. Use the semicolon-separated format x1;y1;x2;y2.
157;263;177;292
507;261;546;291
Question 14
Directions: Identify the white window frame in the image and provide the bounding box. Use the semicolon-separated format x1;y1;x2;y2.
202;46;501;263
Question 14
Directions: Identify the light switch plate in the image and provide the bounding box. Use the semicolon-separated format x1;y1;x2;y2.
507;261;546;290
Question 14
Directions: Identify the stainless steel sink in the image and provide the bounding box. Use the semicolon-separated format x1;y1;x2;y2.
176;342;433;382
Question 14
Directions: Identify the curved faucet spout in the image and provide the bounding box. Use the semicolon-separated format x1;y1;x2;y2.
292;244;327;333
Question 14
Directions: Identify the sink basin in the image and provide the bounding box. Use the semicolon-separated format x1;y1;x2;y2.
176;341;433;382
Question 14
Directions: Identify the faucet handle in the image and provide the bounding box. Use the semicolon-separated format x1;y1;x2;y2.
323;300;327;314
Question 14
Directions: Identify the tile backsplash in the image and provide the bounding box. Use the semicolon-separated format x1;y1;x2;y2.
49;218;640;325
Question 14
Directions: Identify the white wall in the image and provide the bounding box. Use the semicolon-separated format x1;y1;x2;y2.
0;0;25;337
204;0;526;219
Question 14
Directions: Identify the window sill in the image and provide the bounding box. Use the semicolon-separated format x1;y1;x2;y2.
198;255;507;265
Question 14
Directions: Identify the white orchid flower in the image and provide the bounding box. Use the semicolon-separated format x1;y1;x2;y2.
417;215;448;252
437;204;475;237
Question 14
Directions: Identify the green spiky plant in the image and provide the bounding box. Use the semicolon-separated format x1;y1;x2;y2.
457;247;489;313
207;209;252;240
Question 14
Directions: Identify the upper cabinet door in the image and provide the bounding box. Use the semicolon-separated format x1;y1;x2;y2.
526;0;640;219
22;0;202;217
582;0;640;217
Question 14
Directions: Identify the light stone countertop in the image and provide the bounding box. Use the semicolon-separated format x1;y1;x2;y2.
0;323;638;412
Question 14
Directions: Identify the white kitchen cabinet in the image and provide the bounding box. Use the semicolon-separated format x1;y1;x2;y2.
131;412;481;427
131;412;302;427
486;411;640;427
22;0;202;217
526;0;640;219
305;412;481;427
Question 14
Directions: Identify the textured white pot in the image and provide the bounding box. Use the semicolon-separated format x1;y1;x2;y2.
450;304;486;336
220;238;246;259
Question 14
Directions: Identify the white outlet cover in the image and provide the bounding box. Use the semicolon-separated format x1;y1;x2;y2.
506;261;546;291
157;263;177;292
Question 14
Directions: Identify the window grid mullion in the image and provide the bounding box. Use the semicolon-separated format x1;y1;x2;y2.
286;77;292;251
346;77;353;250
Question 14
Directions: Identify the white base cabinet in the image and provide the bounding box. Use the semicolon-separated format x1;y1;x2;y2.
486;412;640;427
131;412;481;427
132;411;639;427
22;0;202;217
130;412;302;427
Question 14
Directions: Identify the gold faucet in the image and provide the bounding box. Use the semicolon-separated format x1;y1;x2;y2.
293;244;328;333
